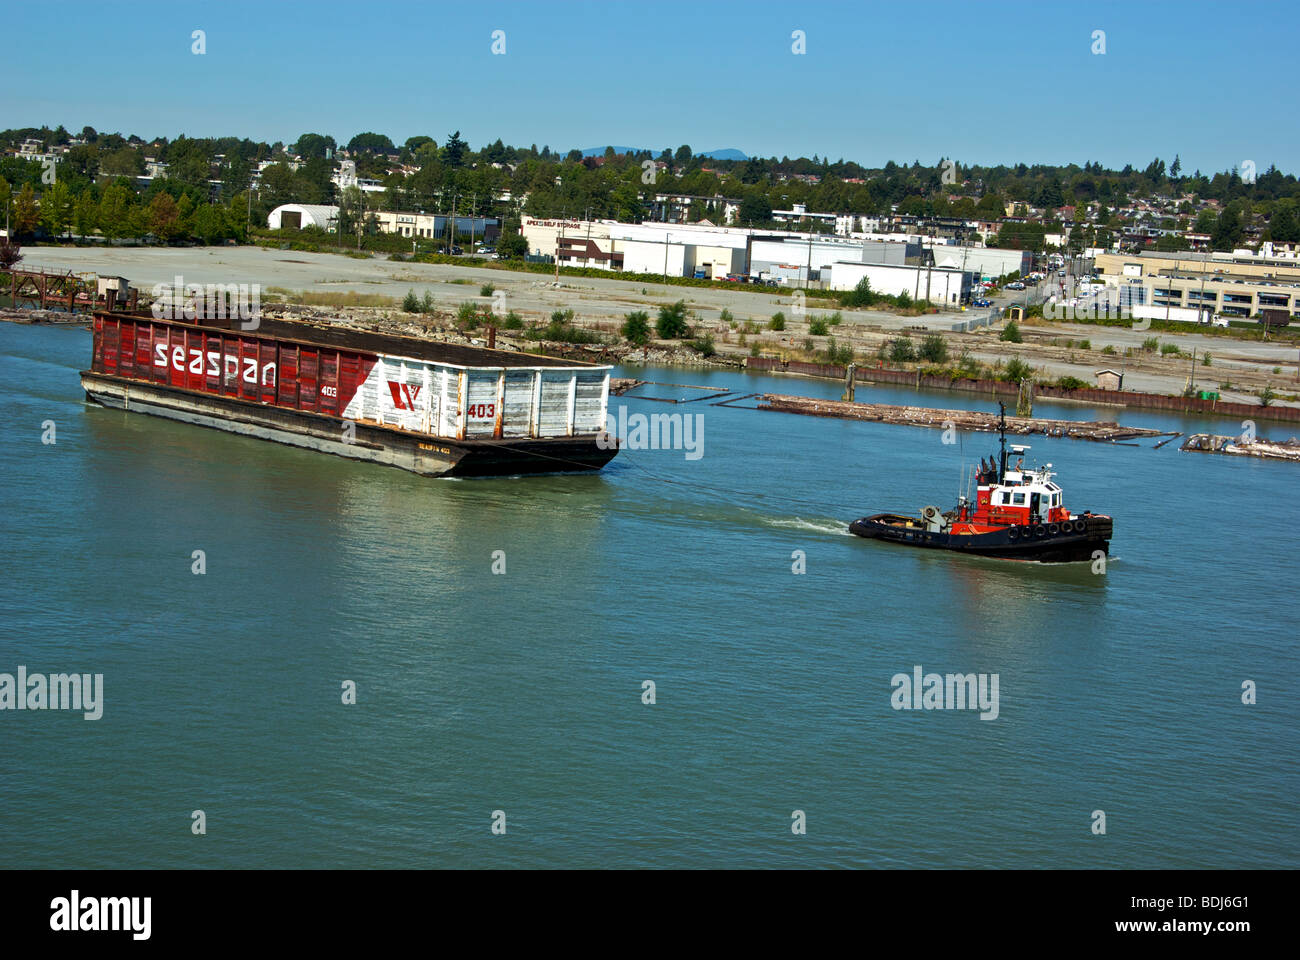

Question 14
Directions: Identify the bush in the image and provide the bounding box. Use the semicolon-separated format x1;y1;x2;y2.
1101;344;1116;354
479;283;495;297
769;311;786;331
1141;337;1160;352
402;289;420;313
455;302;480;329
840;276;875;308
896;290;913;309
719;308;733;323
1055;376;1089;390
918;334;949;363
1161;342;1181;356
1260;385;1275;407
1004;356;1034;381
621;310;651;346
809;316;830;336
1000;320;1022;343
502;311;524;330
690;333;717;357
749;342;761;357
533;311;602;344
827;311;843;326
888;337;916;363
1078;339;1091;350
420;291;434;314
1202;352;1212;366
743;319;760;334
656;300;689;339
825;337;854;365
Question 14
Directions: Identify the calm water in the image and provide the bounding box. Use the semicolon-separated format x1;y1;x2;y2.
1;321;1296;869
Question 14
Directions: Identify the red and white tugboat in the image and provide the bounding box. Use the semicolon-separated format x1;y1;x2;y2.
849;404;1113;562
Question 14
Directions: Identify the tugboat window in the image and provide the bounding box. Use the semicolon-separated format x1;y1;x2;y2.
1012;493;1026;505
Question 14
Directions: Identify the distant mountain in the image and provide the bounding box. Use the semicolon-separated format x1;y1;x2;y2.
578;146;749;161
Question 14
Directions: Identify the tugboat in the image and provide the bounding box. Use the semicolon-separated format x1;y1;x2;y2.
849;404;1112;563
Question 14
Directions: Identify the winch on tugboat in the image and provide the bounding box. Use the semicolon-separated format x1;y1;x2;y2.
849;404;1113;563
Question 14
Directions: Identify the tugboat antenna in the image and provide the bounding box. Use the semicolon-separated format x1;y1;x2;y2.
998;402;1008;483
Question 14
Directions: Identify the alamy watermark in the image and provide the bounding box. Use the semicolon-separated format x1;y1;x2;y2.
0;666;103;719
597;405;703;460
150;274;261;328
890;665;999;720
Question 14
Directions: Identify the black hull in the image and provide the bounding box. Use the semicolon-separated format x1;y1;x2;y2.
848;513;1112;563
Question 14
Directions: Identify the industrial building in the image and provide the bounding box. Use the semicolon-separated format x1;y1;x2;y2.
931;246;1032;281
1095;250;1300;319
824;261;975;306
267;204;497;244
267;204;339;231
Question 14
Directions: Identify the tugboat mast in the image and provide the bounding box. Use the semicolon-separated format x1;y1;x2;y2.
997;402;1008;483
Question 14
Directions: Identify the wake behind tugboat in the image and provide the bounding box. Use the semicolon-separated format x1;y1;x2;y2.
849;404;1113;563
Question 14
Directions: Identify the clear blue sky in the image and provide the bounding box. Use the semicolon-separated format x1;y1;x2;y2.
5;0;1295;175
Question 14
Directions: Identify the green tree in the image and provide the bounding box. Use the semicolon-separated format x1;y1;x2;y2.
441;131;468;167
38;181;73;237
621;310;651;345
346;132;395;154
1211;208;1242;251
738;193;771;225
12;183;39;238
292;133;337;159
72;190;97;237
655;300;689;338
97;183;132;241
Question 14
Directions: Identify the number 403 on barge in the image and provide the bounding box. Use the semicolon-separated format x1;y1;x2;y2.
849;405;1113;563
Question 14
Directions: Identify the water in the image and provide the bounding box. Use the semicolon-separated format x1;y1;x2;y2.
1;322;1296;869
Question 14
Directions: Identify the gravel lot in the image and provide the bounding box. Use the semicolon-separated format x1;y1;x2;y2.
18;244;1300;404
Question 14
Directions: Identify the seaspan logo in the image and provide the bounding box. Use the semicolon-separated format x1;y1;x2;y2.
387;381;422;410
154;344;276;386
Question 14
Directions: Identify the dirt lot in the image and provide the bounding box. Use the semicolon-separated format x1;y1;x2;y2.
19;244;1300;405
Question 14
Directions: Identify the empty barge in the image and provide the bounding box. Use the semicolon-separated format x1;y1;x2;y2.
81;311;618;477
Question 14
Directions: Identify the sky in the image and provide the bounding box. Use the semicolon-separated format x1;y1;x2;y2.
4;0;1296;176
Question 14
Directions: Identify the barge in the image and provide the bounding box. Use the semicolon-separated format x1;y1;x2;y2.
81;311;618;477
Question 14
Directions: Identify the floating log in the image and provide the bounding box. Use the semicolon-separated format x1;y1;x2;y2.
1180;434;1300;462
756;393;1168;442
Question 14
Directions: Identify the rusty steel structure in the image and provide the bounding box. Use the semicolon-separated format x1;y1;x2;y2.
4;267;138;313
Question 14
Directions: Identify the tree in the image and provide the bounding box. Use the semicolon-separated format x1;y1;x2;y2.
72;191;97;238
621;310;651;345
97;183;132;241
496;228;527;259
100;146;144;178
738;193;771;225
674;145;692;165
0;240;21;270
292;133;336;159
38;181;73;237
1211;208;1243;251
12;183;39;238
655;300;689;339
404;135;434;153
147;192;181;240
441;131;468;167
346;132;395;155
1170;155;1182;179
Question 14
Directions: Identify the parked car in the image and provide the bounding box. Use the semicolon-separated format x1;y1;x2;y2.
1006;281;1026;290
973;297;993;307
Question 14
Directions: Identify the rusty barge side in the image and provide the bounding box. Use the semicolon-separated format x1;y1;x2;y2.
81;312;618;477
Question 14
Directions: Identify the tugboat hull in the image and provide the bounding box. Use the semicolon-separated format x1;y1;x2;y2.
848;514;1112;563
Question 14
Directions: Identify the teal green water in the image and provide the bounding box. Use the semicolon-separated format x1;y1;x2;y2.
1;322;1296;868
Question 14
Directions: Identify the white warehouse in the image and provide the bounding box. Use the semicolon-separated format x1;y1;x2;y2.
826;262;976;306
267;204;339;231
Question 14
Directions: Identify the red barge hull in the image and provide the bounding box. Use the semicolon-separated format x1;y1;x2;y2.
81;312;618;477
